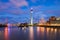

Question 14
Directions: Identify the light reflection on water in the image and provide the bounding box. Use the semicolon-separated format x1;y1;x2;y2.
29;26;34;40
4;27;8;40
0;27;60;40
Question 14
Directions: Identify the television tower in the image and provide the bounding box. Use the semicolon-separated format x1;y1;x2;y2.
30;8;33;25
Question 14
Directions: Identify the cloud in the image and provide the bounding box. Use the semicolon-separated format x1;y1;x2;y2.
0;0;29;14
0;2;12;9
10;0;28;7
0;0;28;9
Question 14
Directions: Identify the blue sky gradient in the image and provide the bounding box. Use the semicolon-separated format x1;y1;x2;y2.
0;0;60;23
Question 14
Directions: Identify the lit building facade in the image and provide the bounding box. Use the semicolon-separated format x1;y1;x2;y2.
46;16;60;24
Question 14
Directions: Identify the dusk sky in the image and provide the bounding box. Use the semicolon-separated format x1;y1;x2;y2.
0;0;60;23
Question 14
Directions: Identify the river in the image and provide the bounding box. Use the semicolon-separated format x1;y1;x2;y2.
0;26;60;40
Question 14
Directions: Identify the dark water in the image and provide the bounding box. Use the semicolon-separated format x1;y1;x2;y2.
0;26;60;40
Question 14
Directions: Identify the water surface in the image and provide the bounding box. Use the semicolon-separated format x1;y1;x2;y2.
0;26;60;40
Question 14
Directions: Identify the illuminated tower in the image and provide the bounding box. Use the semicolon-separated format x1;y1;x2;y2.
30;8;33;25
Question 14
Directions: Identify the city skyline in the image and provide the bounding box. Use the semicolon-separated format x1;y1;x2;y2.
0;0;60;23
